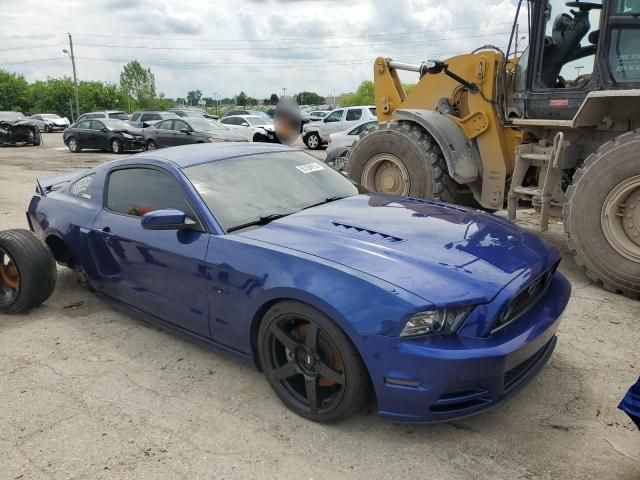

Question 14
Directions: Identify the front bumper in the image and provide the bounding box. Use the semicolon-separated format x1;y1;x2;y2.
121;138;145;150
361;271;571;422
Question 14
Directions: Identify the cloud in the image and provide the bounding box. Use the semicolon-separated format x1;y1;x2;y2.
0;0;518;99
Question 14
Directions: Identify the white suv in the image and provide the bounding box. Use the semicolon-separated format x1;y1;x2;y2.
302;106;376;150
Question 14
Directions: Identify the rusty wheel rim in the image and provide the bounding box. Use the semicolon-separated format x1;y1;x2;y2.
0;247;20;308
362;153;410;196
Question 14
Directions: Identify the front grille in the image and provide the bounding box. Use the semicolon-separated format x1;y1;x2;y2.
503;338;554;390
491;261;559;333
430;388;492;413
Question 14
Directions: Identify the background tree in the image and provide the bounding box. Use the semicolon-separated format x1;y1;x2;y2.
269;93;279;105
0;70;31;111
294;91;324;105
236;91;248;106
119;60;156;109
187;90;202;106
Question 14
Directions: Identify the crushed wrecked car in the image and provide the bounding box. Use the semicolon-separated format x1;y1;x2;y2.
0;111;42;146
3;143;570;424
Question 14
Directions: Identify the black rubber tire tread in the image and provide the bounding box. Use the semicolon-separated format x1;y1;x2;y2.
347;121;478;207
146;140;157;151
0;229;56;314
258;300;371;423
67;136;81;153
563;128;640;299
303;132;322;150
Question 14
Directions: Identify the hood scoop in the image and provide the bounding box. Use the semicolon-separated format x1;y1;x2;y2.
329;221;405;244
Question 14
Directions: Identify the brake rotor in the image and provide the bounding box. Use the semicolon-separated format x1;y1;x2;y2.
0;258;19;289
295;323;344;387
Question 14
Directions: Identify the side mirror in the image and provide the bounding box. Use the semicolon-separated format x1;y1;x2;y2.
141;209;194;230
101;127;108;133
180;128;191;134
241;122;250;127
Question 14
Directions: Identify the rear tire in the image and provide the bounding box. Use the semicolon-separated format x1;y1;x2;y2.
111;138;122;153
564;129;640;299
0;229;56;314
146;140;157;151
347;121;479;207
67;137;80;153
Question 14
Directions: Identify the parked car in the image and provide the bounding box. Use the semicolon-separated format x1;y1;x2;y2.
170;108;218;120
63;118;144;153
29;113;70;132
12;142;570;423
220;115;277;142
128;111;177;128
325;120;378;169
76;110;129;122
0;111;41;146
143;117;247;150
307;110;330;120
302;106;377;150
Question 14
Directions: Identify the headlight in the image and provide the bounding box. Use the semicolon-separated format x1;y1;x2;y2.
400;306;474;337
208;136;216;143
121;133;133;139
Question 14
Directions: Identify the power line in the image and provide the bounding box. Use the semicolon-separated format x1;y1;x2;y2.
2;57;67;65
0;44;66;52
71;22;513;43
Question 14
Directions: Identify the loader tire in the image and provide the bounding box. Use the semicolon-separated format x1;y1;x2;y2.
564;129;640;299
347;121;478;207
0;229;56;314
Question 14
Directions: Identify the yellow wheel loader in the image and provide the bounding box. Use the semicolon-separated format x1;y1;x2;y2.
348;0;640;298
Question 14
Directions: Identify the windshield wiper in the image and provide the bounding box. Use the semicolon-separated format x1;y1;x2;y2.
226;213;291;233
301;196;347;211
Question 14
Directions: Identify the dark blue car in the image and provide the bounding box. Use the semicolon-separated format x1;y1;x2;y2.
18;143;570;423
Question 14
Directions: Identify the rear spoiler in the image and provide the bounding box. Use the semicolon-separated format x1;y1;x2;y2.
37;170;86;195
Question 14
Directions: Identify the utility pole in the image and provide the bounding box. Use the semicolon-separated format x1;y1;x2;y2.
212;92;218;116
282;87;287;97
63;34;80;121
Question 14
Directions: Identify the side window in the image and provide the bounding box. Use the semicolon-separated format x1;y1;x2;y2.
75;120;90;129
148;113;161;121
130;113;141;122
156;120;173;129
346;109;362;121
90;120;104;130
173;120;189;131
325;110;343;122
86;113;101;119
609;29;640;82
106;168;195;218
369;107;377;116
69;174;95;199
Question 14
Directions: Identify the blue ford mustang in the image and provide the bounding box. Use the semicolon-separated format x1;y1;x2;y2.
22;143;570;423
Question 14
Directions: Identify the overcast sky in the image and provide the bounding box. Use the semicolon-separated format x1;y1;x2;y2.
1;0;520;100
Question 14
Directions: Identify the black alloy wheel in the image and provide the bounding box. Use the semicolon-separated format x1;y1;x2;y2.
258;301;370;423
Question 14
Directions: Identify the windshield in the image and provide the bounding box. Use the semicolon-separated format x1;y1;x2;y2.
188;118;227;131
185;110;205;117
0;111;25;120
42;114;61;119
185;151;359;232
246;116;271;126
103;119;132;130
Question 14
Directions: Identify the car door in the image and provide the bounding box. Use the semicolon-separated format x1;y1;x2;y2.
90;120;109;150
321;109;345;136
91;166;211;337
172;119;193;146
343;108;363;130
151;119;174;147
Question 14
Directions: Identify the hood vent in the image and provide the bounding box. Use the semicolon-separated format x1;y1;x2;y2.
330;221;404;243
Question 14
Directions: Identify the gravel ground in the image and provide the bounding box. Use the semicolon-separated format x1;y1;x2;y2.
0;134;638;480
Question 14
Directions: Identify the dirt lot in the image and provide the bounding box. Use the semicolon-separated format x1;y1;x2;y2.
0;134;638;480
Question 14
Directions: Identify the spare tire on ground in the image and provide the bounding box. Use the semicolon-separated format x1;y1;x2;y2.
0;229;56;314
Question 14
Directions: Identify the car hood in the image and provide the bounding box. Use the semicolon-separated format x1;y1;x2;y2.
238;194;559;305
113;127;143;135
304;121;323;131
49;118;69;125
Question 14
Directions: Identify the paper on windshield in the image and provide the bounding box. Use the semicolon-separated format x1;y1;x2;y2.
296;163;325;174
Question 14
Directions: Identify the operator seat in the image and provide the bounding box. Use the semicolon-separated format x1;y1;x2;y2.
540;8;591;87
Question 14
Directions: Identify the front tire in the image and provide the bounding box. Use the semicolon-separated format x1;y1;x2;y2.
146;140;157;151
0;229;56;314
45;124;51;133
111;138;122;153
304;132;322;150
258;300;370;423
564;129;640;299
348;121;479;206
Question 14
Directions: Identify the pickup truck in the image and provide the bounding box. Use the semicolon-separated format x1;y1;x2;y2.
302;106;376;150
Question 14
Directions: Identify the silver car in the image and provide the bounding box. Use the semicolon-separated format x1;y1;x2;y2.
325;120;378;170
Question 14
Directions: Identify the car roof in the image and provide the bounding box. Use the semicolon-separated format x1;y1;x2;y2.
119;142;297;169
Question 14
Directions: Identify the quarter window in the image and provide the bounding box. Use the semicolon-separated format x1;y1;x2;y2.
106;168;195;218
69;174;95;199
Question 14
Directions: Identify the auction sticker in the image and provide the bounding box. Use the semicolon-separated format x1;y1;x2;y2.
296;162;325;173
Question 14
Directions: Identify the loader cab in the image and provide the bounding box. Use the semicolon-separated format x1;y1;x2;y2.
507;0;640;120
